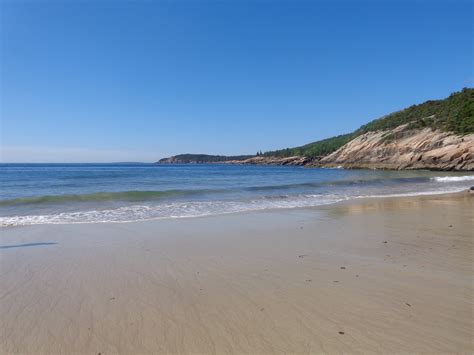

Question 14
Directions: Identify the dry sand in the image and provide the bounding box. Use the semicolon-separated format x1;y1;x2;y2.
1;192;473;353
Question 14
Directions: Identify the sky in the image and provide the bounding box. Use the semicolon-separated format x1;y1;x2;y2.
1;0;472;163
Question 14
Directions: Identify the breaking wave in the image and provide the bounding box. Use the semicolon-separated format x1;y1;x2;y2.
0;194;343;226
0;186;467;227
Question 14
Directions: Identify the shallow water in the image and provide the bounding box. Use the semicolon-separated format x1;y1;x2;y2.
1;163;473;226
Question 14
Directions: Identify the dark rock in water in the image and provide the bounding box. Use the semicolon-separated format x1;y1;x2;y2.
470;186;474;191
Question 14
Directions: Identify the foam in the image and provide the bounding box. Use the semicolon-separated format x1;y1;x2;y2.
431;176;474;182
0;195;343;227
356;186;466;199
0;186;468;227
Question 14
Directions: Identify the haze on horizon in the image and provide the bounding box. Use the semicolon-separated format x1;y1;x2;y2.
1;0;472;163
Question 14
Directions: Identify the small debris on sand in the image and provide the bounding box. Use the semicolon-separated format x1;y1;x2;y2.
338;331;345;335
340;266;346;270
305;279;312;282
298;255;308;258
406;303;412;307
383;241;388;244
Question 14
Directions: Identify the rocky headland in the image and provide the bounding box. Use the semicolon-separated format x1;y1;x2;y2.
157;89;474;171
224;128;474;170
317;125;473;170
160;126;474;171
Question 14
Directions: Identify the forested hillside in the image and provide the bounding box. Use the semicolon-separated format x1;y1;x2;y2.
264;88;473;158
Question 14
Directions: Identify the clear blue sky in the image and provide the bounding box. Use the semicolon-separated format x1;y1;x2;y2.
1;0;472;162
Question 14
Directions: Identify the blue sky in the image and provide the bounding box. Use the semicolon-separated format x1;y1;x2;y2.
1;0;472;162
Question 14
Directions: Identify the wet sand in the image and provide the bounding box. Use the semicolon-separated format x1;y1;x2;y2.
1;192;473;353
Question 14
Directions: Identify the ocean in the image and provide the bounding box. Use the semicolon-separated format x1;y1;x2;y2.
1;163;473;226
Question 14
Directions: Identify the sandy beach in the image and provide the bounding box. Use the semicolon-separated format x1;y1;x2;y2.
1;192;473;353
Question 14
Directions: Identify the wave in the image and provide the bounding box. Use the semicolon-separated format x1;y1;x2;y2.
431;176;474;182
1;171;473;226
356;186;466;199
0;190;203;207
0;186;467;227
0;177;429;207
0;195;344;227
244;176;429;192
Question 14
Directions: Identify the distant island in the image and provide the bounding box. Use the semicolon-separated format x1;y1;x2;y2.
157;88;474;170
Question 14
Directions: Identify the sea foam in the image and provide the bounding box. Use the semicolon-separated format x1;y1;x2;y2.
431;176;474;182
1;186;468;227
0;195;343;227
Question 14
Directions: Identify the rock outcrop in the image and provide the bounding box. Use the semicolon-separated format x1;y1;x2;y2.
157;126;474;171
316;125;474;171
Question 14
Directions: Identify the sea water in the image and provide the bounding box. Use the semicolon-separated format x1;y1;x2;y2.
1;163;473;226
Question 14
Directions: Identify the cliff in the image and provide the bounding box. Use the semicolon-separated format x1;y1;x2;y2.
222;124;474;170
263;88;473;159
316;125;474;170
157;88;474;170
158;128;474;170
158;129;474;171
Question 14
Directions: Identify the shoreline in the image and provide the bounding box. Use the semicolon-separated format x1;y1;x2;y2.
1;191;473;353
1;186;471;228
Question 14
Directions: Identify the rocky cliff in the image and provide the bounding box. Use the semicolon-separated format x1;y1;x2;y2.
157;88;474;170
158;127;474;170
316;125;474;170
221;125;474;171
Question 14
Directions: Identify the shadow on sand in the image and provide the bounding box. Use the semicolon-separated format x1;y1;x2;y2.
0;242;58;250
